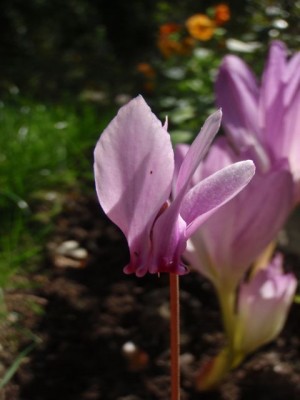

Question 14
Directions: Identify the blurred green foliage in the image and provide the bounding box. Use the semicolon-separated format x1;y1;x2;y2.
140;0;300;139
0;93;115;286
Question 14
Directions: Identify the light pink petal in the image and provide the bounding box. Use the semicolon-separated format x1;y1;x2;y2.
215;55;260;146
196;136;239;179
181;160;255;237
149;111;222;275
260;41;287;145
176;110;222;196
150;211;188;275
94;95;174;275
285;52;300;105
237;254;297;353
260;41;287;114
281;52;300;193
173;144;189;198
187;163;293;288
232;165;293;269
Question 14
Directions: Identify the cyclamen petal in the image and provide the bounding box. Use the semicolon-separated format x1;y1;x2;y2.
94;96;174;275
181;160;255;237
94;96;255;276
175;110;222;196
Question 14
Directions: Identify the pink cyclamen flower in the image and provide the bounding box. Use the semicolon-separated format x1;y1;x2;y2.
216;41;300;201
94;96;255;277
182;136;293;289
236;254;297;355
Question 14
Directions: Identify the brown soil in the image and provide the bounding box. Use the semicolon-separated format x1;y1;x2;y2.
1;192;300;400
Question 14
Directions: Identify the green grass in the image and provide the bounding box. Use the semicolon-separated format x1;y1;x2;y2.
0;95;116;287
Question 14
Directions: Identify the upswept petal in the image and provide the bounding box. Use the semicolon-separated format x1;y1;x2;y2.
173;144;189;198
175;110;222;196
215;55;259;146
194;136;236;180
94;96;174;274
150;110;222;275
181;160;255;237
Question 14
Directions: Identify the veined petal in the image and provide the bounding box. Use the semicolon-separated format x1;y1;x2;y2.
260;41;287;114
260;41;286;144
232;165;293;269
215;55;260;146
284;52;300;105
181;160;255;238
94;95;174;275
150;211;188;275
176;110;222;196
173;144;189;198
149;111;222;275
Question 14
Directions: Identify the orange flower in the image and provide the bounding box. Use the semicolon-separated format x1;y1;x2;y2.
157;36;182;58
214;4;230;25
159;23;181;36
186;14;215;41
157;22;195;58
136;63;156;79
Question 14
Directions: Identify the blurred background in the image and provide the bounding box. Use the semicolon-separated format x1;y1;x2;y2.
0;1;300;398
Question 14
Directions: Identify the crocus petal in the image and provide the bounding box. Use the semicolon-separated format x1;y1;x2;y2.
260;41;287;118
281;52;300;194
285;51;300;105
181;160;255;237
232;164;293;270
260;42;287;152
94;95;174;275
237;254;297;354
215;55;260;147
185;135;294;288
201;165;293;287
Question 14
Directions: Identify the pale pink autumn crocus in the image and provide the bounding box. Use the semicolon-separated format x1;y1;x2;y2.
236;253;297;356
94;96;255;277
216;41;300;201
182;136;293;289
195;253;297;390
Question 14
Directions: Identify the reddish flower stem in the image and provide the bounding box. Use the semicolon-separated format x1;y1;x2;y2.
170;273;180;400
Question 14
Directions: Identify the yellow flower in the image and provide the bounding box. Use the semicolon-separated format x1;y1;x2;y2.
186;14;215;41
214;4;230;25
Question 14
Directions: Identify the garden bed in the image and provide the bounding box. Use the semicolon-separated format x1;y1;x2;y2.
2;191;300;400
